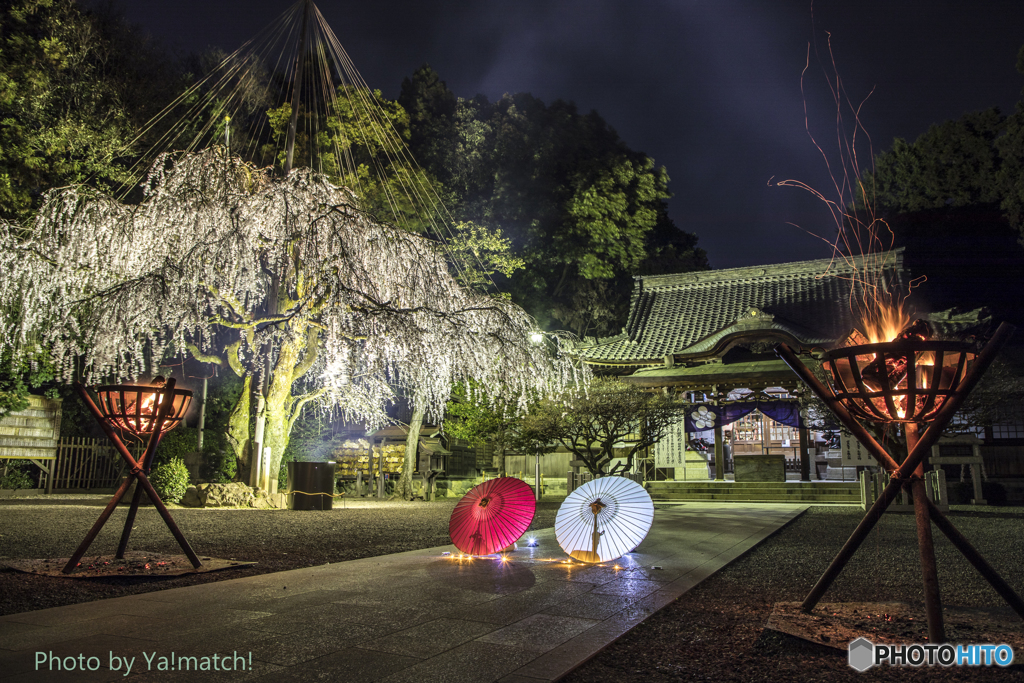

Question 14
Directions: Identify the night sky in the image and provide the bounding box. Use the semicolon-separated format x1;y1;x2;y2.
114;0;1024;269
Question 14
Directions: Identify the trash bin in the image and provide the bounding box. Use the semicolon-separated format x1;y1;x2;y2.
287;461;336;510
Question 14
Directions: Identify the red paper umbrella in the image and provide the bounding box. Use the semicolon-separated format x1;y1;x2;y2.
449;477;536;556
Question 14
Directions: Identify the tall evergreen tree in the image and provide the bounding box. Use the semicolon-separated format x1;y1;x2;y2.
0;0;177;220
399;66;707;338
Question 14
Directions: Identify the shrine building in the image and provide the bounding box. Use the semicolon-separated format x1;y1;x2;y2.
572;250;906;503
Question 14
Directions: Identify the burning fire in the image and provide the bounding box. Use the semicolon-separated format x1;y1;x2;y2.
118;392;165;434
829;315;975;423
855;299;912;345
101;379;182;436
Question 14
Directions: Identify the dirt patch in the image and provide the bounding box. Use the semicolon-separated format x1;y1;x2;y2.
768;601;1024;650
1;551;255;577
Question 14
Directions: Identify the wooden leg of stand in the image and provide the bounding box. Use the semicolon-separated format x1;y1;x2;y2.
62;474;136;574
907;423;945;643
925;496;1024;621
116;482;145;559
135;473;202;569
912;476;946;642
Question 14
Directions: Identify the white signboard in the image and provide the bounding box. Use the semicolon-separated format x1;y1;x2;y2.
654;417;689;468
840;429;872;467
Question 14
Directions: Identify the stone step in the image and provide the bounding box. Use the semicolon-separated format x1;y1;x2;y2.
652;495;860;504
0;424;57;439
0;414;58;428
649;493;860;502
646;481;861;504
5;408;58;420
647;485;860;493
0;446;57;459
23;394;60;407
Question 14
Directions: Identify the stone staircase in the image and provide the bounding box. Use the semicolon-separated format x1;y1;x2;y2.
646;480;861;504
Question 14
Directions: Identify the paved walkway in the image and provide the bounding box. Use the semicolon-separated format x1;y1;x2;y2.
1;503;807;682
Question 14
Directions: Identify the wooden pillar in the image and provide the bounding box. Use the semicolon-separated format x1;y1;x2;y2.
714;424;725;481
971;442;986;505
799;426;811;482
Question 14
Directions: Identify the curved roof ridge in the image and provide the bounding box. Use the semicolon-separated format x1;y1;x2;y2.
637;248;904;289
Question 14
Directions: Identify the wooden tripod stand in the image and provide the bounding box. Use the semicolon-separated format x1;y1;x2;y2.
776;322;1024;643
62;379;202;574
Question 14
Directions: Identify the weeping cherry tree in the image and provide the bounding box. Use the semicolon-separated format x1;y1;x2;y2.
0;149;583;496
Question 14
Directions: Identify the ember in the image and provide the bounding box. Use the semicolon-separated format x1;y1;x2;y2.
824;319;975;424
860;319;932;390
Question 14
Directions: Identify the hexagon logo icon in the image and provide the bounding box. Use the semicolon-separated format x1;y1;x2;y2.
848;637;875;671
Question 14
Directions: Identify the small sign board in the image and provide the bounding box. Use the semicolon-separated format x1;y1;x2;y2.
654;417;688;468
840;429;872;467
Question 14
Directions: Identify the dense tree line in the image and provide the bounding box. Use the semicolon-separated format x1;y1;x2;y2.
0;0;182;221
856;45;1024;328
399;65;707;338
0;2;709;486
862;43;1024;236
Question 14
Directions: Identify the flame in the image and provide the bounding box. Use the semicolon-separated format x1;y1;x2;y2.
856;299;911;345
124;392;164;433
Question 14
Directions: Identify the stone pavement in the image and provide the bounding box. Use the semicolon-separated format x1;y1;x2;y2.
0;503;807;682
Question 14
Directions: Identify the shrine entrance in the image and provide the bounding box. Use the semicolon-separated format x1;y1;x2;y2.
728;410;802;472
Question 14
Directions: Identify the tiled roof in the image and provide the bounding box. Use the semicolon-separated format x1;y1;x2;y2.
576;250;905;365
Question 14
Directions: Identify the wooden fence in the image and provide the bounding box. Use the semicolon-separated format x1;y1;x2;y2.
50;437;120;490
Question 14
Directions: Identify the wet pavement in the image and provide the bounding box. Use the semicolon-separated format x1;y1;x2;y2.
0;503;807;682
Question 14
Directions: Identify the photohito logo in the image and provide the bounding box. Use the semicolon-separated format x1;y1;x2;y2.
848;637;1014;671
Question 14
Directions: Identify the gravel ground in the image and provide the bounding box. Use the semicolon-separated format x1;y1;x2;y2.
1;501;1023;682
565;506;1024;683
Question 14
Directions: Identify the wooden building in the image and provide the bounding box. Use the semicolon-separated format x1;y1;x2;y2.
573;251;906;500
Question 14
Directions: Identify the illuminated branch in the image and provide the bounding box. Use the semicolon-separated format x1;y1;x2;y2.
225;339;246;378
288;386;331;434
184;341;224;366
291;327;322;380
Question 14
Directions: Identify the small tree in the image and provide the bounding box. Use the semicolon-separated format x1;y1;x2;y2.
444;381;536;476
524;377;684;476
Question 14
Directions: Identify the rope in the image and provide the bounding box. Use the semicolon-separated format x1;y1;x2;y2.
289;490;346;497
91;0;507;297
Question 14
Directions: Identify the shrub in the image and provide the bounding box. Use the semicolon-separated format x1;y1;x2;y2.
0;461;35;489
154;427;197;467
200;449;236;483
150;457;190;503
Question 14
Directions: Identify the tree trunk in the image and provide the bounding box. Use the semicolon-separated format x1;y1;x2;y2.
226;375;252;480
497;444;506;477
224;322;316;488
262;331;305;485
393;401;425;500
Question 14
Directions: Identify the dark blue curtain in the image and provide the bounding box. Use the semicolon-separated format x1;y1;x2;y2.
685;400;804;431
757;401;804;429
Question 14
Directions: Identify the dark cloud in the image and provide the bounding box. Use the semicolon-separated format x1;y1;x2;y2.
115;0;1024;268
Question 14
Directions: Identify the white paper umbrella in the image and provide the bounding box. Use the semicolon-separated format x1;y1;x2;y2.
555;477;654;563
